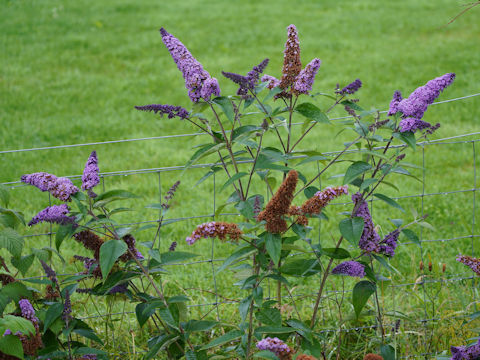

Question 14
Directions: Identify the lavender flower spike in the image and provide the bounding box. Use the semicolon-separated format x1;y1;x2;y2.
338;79;362;95
293;58;322;95
82;151;100;191
450;338;480;360
396;73;455;133
257;337;292;357
160;27;220;102
19;299;38;323
457;254;480;276
28;204;75;227
135;104;189;120
332;261;365;278
352;192;381;253
21;172;79;201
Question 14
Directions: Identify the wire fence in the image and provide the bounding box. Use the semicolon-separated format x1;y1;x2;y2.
2;93;480;359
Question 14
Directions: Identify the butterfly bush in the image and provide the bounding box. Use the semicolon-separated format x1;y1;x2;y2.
9;23;461;360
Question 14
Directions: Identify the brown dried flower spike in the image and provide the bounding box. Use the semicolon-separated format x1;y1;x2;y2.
364;354;384;360
257;170;298;233
279;24;302;90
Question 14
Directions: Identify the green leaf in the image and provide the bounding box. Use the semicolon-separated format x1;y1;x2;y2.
201;329;244;350
254;350;279;360
135;302;156;327
295;103;330;124
341;100;364;112
221;172;248;192
213;96;235;123
72;328;104;345
352;280;376;318
0;315;35;337
402;229;420;246
55;223;75;251
145;334;179;360
286;319;313;342
359;178;378;192
239;296;252;322
381;344;396;360
11;254;34;276
216;245;255;274
304;186;319;199
343;161;372;185
0;208;25;228
373;193;405;212
0;335;24;359
0;228;24;257
265;233;282;266
256;308;281;326
263;87;283;102
185;320;218;332
322;247;351;259
398;131;416;150
158;307;178;330
280;258;318;276
99;240;127;278
160;251;199;265
339;217;364;246
43;302;64;332
0;282;31;315
0;184;9;207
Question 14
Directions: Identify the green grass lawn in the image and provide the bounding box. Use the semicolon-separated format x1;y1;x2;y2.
1;0;480;358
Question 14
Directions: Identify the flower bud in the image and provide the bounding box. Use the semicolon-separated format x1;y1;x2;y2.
428;261;432;272
419;261;424;271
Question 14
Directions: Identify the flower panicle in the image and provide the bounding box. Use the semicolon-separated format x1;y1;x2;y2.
457;254;480;276
256;337;293;360
28;204;75;227
39;260;58;285
279;24;302;90
450;338;480;360
21;172;79;201
337;78;362;95
332;260;365;278
159;27;220;102
82;151;100;193
19;299;38;324
257;170;298;233
186;221;242;245
292;58;322;95
134;104;189;119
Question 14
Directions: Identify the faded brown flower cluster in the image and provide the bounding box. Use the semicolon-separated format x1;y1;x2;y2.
279;24;302;91
257;170;298;233
364;354;384;360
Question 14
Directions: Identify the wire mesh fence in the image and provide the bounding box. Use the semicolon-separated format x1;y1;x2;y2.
2;93;480;359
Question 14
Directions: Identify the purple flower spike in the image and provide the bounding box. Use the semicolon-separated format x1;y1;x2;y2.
293;58;322;95
108;283;128;295
256;337;292;357
332;261;365;278
3;329;12;336
160;27;220;102
352;193;381;254
395;73;455;133
21;172;79;201
28;204;75;227
388;90;403;116
135;104;189;119
450;339;480;359
19;299;38;323
82;151;100;192
338;79;362;95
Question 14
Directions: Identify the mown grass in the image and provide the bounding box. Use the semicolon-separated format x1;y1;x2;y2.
1;0;480;358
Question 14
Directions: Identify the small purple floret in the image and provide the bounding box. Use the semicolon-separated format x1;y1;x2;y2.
261;74;281;89
332;261;365;278
388;90;403;116
82;151;100;192
352;193;381;253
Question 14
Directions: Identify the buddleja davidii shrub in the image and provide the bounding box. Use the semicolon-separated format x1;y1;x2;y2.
135;23;456;359
2;150;207;359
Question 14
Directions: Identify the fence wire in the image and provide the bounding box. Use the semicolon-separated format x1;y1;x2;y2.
2;93;480;359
